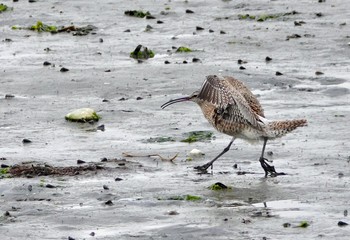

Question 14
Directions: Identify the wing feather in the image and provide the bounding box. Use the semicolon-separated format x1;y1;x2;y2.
197;75;263;129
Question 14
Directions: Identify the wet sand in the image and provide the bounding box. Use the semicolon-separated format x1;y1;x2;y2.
1;0;350;239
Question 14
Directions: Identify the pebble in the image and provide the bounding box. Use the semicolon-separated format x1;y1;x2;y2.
103;185;109;190
46;184;56;188
77;159;86;164
22;139;32;144
338;221;348;226
105;200;113;206
186;9;194;14
276;71;283;76
239;66;246;70
196;26;204;31
43;61;51;66
265;56;272;62
5;94;15;99
115;177;123;181
60;67;69;72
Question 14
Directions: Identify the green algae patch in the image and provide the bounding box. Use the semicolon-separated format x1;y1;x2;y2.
176;46;192;53
181;131;214;143
65;108;100;123
238;11;299;22
298;221;310;228
185;195;201;201
124;10;151;18
209;182;231;191
145;136;175;143
11;22;97;35
158;195;202;201
0;167;10;177
0;3;9;12
30;21;58;32
130;45;155;60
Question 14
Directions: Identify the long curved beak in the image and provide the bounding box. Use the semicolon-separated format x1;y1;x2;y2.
161;96;191;109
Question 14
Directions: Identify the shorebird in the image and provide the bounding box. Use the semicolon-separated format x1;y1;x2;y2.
161;75;307;177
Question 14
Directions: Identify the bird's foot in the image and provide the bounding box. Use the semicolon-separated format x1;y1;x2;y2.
194;162;213;173
259;157;286;177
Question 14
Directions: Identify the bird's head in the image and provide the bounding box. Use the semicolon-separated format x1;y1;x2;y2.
161;91;199;109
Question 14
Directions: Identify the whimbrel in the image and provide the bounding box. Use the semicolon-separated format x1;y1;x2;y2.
161;75;307;177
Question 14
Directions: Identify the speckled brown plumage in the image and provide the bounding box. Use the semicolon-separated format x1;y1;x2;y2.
161;75;308;177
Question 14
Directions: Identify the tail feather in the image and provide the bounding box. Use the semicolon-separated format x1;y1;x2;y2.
265;119;307;138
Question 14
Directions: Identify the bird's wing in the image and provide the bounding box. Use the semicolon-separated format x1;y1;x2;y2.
197;75;263;129
224;76;265;117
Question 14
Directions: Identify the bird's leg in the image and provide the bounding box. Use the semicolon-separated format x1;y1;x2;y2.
259;137;285;177
194;137;235;173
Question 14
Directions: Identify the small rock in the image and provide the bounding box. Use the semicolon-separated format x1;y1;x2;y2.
164;60;171;64
237;59;247;64
46;184;56;188
168;210;179;215
344;210;348;217
43;61;51;66
315;71;324;75
118;97;126;101
5;94;15;99
104;69;111;72
101;157;108;162
115;177;123;181
136;97;143;100
124;29;131;32
185;9;194;14
103;185;109;190
183;60;188;64
157;20;164;24
239;66;246;70
196;26;204;31
265;56;272;62
188;149;205;157
90;232;95;236
209;29;214;33
99;38;103;43
283;222;291;228
28;0;37;2
65;108;100;122
145;15;156;19
4;211;11;217
60;67;69;72
1;164;9;168
77;159;86;164
97;124;105;131
315;12;323;17
68;237;75;240
0;157;7;160
233;163;238;169
192;58;201;63
220;30;226;34
105;200;113;206
102;99;109;102
223;218;228;221
338;221;348;227
28;185;32;191
22;139;32;144
275;71;283;76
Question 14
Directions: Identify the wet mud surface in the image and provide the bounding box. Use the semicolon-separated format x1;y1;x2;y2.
1;0;350;239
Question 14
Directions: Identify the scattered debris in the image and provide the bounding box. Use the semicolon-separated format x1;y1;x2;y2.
130;45;155;60
7;163;104;177
122;152;178;163
65;108;100;122
12;21;97;35
145;137;175;143
176;46;192;53
238;11;299;22
188;149;205;157
124;10;152;18
181;131;214;143
209;182;231;190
